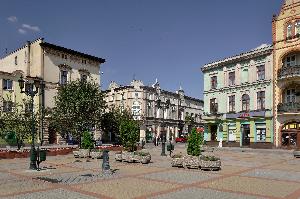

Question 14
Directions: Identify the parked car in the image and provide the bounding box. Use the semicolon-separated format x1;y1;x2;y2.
175;137;188;143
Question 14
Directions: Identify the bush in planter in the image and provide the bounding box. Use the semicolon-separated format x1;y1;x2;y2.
119;119;140;152
187;128;203;156
171;153;183;158
81;131;94;149
200;155;220;161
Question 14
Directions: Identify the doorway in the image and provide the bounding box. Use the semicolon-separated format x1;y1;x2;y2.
281;122;300;148
242;124;250;146
210;125;218;141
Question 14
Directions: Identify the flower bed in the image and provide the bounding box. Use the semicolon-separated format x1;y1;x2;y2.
0;147;75;159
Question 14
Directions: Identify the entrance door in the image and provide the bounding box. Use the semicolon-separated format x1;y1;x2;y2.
210;125;218;141
228;129;236;141
281;122;300;149
242;124;250;146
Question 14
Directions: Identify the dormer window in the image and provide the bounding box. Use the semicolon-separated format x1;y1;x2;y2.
286;20;300;40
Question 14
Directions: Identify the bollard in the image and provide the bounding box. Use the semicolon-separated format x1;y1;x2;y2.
102;150;111;174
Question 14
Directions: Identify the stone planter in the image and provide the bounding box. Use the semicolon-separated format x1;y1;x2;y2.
90;151;103;159
293;150;300;158
122;151;134;162
183;155;200;169
171;157;184;167
79;149;90;158
199;156;221;171
115;152;122;161
140;154;151;164
73;150;80;158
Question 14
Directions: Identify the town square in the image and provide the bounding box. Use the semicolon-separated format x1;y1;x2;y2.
0;0;300;198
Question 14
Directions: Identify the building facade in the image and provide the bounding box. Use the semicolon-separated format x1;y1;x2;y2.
0;38;105;144
273;0;300;148
104;79;204;142
201;45;274;148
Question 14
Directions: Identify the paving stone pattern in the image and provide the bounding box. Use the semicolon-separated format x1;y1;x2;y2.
0;143;299;199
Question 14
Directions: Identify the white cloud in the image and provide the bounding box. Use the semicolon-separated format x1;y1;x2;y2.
22;24;40;32
18;28;27;34
7;16;18;22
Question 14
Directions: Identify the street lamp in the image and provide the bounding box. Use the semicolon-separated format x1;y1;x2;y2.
18;75;45;170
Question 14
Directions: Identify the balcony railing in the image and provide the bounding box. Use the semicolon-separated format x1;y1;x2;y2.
277;102;300;113
278;66;300;79
210;104;218;115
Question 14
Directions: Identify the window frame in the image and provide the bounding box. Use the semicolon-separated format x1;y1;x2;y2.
257;65;265;80
211;76;217;89
257;91;265;110
2;79;13;90
60;70;68;85
242;94;250;112
228;95;235;113
228;72;235;86
3;101;13;112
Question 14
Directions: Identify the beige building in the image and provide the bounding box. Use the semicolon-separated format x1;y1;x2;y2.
0;38;105;144
104;79;204;142
273;0;300;148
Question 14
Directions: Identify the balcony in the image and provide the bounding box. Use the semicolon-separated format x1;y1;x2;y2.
210;104;218;115
277;66;300;80
277;102;300;113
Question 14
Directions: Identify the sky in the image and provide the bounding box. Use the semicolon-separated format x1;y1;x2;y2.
0;0;283;99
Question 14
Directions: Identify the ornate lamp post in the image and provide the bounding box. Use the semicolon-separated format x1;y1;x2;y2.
18;75;45;170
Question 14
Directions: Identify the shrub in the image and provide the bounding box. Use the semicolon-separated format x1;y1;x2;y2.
81;131;94;149
187;128;203;156
200;155;220;161
171;153;183;158
120;119;140;152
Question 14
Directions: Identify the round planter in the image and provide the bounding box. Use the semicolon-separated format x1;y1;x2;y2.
115;153;122;161
140;155;151;164
171;157;184;167
199;159;221;171
183;155;200;169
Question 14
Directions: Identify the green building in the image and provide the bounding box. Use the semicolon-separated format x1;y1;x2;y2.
201;45;274;148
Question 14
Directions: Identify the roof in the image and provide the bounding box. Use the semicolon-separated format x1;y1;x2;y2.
40;42;105;63
201;44;273;72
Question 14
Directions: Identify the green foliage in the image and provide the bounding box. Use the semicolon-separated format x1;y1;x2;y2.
200;155;220;161
119;118;140;152
0;100;40;149
171;153;183;158
81;131;94;149
187;128;203;156
49;79;106;144
101;106;132;140
134;151;150;156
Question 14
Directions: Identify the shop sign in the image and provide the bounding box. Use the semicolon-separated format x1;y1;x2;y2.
226;111;265;119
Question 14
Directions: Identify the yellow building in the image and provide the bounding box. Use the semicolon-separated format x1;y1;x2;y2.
273;0;300;148
0;38;105;144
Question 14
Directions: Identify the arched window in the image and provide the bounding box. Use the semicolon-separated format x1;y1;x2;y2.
287;24;293;38
242;94;250;112
295;21;300;36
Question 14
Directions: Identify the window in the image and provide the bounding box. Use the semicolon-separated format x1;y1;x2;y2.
210;98;218;113
228;72;235;86
211;76;217;89
135;92;138;98
24;103;31;113
242;94;250;112
3;101;13;112
61;54;67;59
241;69;249;83
60;70;68;85
287;24;293;39
295;21;300;36
82;60;87;64
286;89;296;103
132;101;141;120
257;91;265;110
256;124;266;142
3;79;13;90
228;95;235;112
80;74;87;81
257;65;265;80
14;56;17;65
286;55;296;67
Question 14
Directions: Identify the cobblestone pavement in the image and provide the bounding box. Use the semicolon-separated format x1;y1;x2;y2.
0;144;300;199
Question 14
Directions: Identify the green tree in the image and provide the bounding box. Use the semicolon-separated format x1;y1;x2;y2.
101;106;133;141
81;131;94;149
187;128;203;156
49;79;106;147
0;101;40;150
119;118;140;152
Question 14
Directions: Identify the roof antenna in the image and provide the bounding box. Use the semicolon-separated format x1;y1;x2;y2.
133;74;136;81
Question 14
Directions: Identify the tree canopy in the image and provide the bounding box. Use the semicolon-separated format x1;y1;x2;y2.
49;79;106;144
